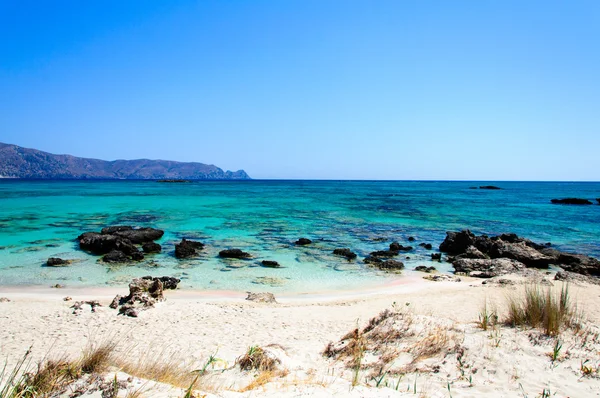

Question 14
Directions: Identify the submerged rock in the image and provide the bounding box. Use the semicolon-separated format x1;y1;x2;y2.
363;256;383;264
219;248;252;259
100;226;164;244
46;257;71;267
103;250;131;263
373;260;405;271
479;185;502;190
431;253;442;261
333;248;357;260
77;226;163;262
415;265;437;273
142;242;162;253
261;260;281;268
369;250;399;258
551;198;593;205
389;242;413;252
295;238;312;245
418;243;433;250
175;238;204;258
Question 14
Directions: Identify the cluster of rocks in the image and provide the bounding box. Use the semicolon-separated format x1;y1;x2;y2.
77;226;164;263
440;230;600;279
109;276;180;317
175;238;204;258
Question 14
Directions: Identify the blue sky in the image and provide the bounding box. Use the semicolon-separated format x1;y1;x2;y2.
1;1;599;180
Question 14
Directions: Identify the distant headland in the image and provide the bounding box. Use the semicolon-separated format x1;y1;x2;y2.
0;142;250;180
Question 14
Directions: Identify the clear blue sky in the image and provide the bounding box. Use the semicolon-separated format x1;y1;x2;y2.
1;1;599;180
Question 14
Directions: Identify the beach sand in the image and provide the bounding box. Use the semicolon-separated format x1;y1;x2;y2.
1;274;599;397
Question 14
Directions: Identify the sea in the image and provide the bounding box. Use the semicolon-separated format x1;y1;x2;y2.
0;180;598;292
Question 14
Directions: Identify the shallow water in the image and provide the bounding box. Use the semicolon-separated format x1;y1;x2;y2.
0;180;598;292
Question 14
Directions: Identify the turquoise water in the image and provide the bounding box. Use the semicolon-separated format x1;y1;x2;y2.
0;180;599;292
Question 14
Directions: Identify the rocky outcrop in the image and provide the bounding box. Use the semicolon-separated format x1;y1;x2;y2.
175;239;204;258
78;226;163;262
369;250;399;258
246;292;277;303
551;198;593;205
441;230;600;278
453;258;525;278
431;253;442;261
109;276;180;317
418;243;433;250
333;248;357;260
389;242;413;252
372;260;404;271
219;249;251;259
261;260;280;268
415;265;437;273
479;185;502;190
597;198;600;205
295;238;312;245
46;257;71;266
142;242;161;253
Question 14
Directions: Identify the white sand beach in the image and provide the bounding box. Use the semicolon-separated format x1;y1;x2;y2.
1;273;599;397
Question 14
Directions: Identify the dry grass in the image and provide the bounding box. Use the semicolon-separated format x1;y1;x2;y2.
114;350;197;389
80;341;117;374
505;284;576;336
238;346;280;372
477;299;498;331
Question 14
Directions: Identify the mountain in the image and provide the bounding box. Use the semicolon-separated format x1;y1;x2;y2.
0;143;250;180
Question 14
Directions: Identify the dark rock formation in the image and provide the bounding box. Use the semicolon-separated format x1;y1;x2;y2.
109;276;180;317
369;250;399;258
408;237;416;242
374;260;405;271
431;253;442;261
261;260;281;268
219;249;251;259
419;243;433;250
101;226;164;244
389;242;413;252
479;185;502;190
46;257;70;266
415;265;437;273
0;142;251;180
141;275;180;290
103;250;130;263
363;256;382;264
597;198;600;205
295;238;312;245
551;198;593;205
453;258;525;278
333;248;357;260
441;229;600;278
175;238;204;258
142;242;162;253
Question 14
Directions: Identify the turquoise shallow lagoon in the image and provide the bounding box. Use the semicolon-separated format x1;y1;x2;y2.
0;180;599;292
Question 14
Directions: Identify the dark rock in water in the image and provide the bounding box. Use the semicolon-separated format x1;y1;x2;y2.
370;250;399;258
454;245;488;260
175;238;204;258
597;198;600;205
157;179;190;183
431;253;442;261
408;237;416;242
141;275;180;290
374;260;405;271
103;250;130;263
333;248;357;260
130;251;145;261
551;198;593;205
442;229;600;278
363;256;382;264
78;232;138;255
142;242;162;253
479;185;502;190
261;260;281;268
388;242;413;252
453;258;525;278
219;248;251;259
419;243;433;250
295;238;312;245
439;230;476;254
415;265;437;273
104;226;164;244
46;257;70;267
541;249;600;276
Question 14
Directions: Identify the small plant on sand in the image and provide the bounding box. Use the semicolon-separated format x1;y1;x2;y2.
477;299;497;331
505;284;575;336
580;359;599;377
238;346;280;372
548;339;562;364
